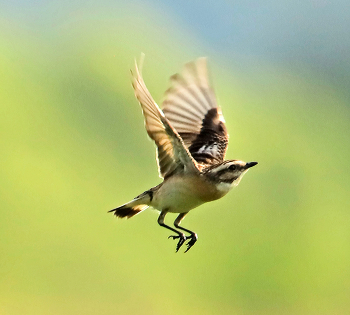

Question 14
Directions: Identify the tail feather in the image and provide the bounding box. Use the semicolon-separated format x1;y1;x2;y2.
109;191;151;219
109;204;149;219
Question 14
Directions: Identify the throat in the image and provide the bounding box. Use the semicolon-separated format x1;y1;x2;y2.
216;181;233;194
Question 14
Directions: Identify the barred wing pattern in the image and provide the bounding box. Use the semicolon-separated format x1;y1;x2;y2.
162;58;229;166
132;61;199;179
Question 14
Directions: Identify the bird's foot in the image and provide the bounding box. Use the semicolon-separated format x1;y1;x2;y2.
168;233;186;252
184;233;198;253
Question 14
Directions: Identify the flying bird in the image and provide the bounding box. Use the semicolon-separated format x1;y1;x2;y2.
109;57;257;252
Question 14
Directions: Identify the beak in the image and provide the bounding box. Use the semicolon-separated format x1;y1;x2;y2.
245;161;258;169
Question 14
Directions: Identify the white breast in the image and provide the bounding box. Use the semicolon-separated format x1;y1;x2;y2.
151;176;206;213
151;174;235;213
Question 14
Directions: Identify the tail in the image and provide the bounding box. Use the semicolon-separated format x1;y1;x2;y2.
109;191;151;219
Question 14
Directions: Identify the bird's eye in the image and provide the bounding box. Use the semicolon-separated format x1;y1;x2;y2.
228;165;236;171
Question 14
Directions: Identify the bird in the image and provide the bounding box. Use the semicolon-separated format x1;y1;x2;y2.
109;56;258;253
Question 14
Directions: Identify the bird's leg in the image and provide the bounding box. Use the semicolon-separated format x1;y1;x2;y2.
158;211;186;252
174;212;198;253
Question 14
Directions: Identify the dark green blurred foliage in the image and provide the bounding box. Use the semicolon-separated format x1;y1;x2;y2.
1;2;350;314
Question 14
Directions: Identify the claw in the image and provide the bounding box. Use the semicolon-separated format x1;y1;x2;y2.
168;234;186;252
184;234;198;253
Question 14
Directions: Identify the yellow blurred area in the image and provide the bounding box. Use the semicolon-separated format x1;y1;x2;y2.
1;3;350;315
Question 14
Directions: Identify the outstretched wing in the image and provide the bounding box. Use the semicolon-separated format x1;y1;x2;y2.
132;59;199;179
162;58;229;166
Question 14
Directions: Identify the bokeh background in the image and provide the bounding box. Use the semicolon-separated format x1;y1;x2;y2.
1;1;350;314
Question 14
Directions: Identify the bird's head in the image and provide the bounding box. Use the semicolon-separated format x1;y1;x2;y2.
205;160;258;187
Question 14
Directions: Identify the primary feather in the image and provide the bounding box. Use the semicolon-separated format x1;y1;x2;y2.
162;58;229;166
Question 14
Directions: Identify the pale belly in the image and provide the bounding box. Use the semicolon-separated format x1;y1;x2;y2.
151;175;232;213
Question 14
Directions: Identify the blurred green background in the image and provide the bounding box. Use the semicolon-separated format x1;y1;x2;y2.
1;1;350;314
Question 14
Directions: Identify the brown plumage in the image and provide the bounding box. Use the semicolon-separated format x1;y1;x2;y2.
109;57;257;252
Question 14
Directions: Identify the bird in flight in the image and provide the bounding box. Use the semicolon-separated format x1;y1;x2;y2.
109;57;257;252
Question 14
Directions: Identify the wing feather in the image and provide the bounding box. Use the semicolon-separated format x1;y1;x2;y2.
131;59;199;178
162;58;229;165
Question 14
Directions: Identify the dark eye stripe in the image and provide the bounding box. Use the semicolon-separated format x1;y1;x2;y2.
216;168;231;176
